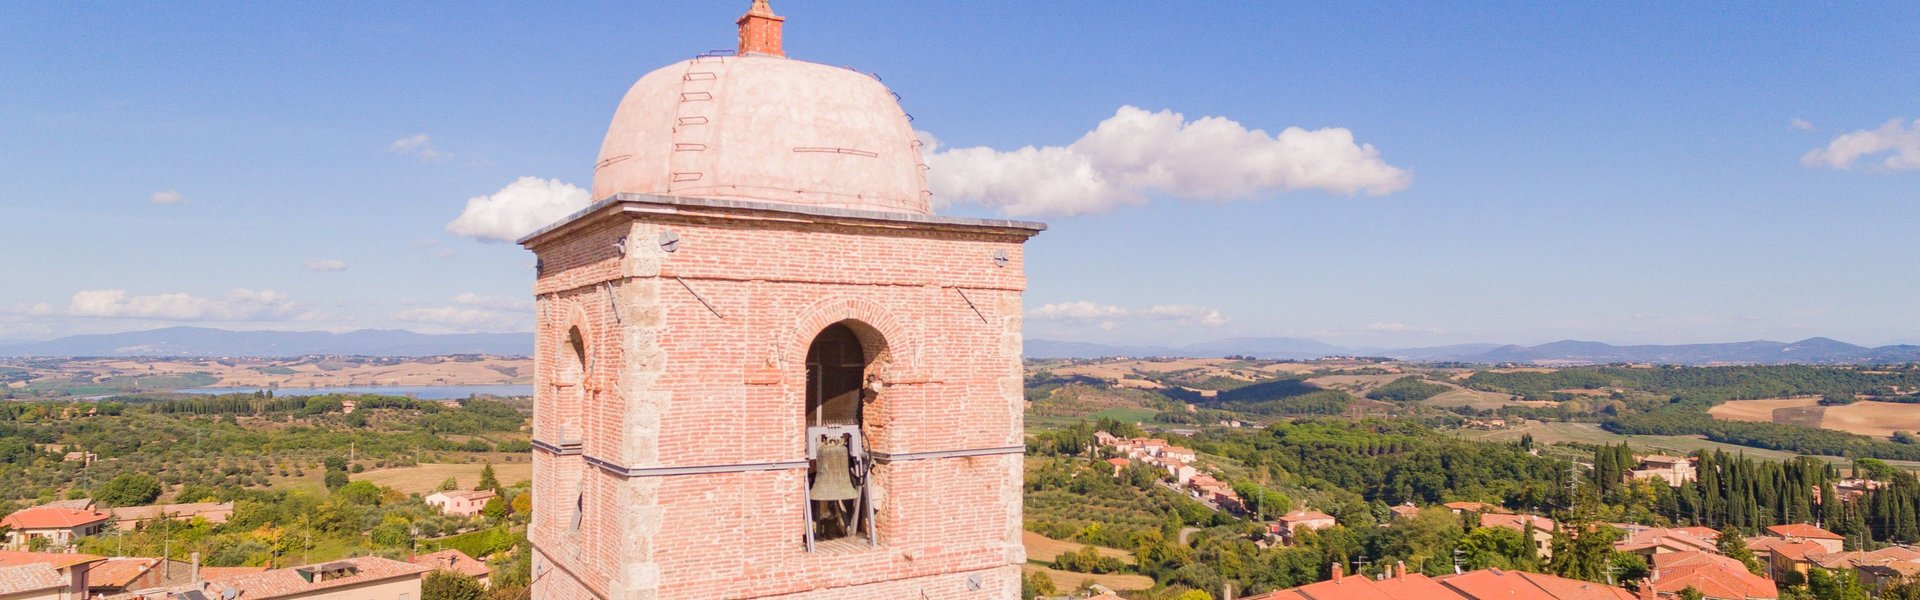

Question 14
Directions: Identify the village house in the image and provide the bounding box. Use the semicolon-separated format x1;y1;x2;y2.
1;508;111;550
1162;446;1198;463
1765;540;1828;582
1162;460;1197;486
0;552;102;600
1614;526;1718;563
1104;458;1130;478
407;549;491;588
1243;562;1635;600
1271;510;1337;546
0;564;68;600
203;556;428;600
1646;551;1777;600
1762;523;1844;554
1389;502;1421;520
86;556;199;597
1630;455;1697;487
1443;501;1511;515
422;490;494;518
1480;513;1557;559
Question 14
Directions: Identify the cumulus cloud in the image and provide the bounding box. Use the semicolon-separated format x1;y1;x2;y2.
305;259;347;272
1790;118;1815;131
389;134;448;162
1029;301;1227;327
393;293;535;333
65;289;308;321
922;106;1410;216
1801;118;1920;171
151;190;183;205
446;177;592;243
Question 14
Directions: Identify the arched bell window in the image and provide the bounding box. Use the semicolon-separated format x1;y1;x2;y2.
803;322;878;550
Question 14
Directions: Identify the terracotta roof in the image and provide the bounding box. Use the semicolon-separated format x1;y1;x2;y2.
1281;510;1336;523
1482;513;1558;533
1638;455;1690;464
1105;458;1130;467
88;557;159;588
1650;552;1776;599
1443;502;1512;514
427;490;496;501
408;549;491;579
0;551;107;571
1672;526;1722;541
1509;571;1636;600
1871;546;1920;561
0;564;65;595
1615;527;1715;554
1436;569;1560;600
1769;541;1828;562
1165;446;1195;454
1765;523;1843;540
1265;573;1457;600
207;556;429;600
198;567;268;579
1;507;110;529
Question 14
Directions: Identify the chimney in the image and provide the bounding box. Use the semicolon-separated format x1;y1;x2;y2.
737;0;785;57
1221;581;1233;600
1331;562;1344;582
1395;560;1407;579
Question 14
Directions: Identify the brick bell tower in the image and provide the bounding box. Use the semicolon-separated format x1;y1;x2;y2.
519;3;1044;598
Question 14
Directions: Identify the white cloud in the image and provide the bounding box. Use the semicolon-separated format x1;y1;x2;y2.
1790;118;1815;131
393;294;535;333
1030;301;1130;321
1143;304;1229;326
305;259;347;272
64;289;308;321
451;292;533;312
446;177;592;243
151;190;183;205
1029;301;1227;327
1801;118;1920;171
389;134;448;162
922;105;1411;216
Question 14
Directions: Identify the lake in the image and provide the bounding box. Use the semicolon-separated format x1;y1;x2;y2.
178;384;533;399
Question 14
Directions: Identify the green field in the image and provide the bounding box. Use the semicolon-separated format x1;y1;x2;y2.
1457;420;1920;471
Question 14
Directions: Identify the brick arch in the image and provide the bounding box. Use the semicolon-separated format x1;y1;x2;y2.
550;300;595;387
784;297;917;378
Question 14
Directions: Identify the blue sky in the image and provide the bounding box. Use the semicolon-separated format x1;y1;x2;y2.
1;2;1916;347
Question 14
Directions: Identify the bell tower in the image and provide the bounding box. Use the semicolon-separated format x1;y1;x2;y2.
521;4;1043;598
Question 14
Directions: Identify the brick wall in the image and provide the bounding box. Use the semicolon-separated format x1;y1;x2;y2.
525;201;1037;599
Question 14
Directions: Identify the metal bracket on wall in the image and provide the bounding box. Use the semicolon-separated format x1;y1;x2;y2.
955;288;987;324
676;277;725;319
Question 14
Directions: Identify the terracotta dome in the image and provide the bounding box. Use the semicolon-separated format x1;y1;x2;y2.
592;6;930;215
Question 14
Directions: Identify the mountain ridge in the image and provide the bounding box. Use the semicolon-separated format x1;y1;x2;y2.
1027;336;1920;365
0;326;531;357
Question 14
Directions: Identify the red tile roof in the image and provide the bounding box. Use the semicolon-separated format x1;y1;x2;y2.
1;507;110;530
1481;513;1558;533
207;556;428;600
1765;523;1843;540
1437;569;1562;600
1252;568;1636;600
1509;571;1637;600
198;566;268;579
0;551;107;571
1769;541;1828;562
0;564;65;595
408;549;491;579
1650;552;1776;599
1280;510;1337;523
88;557;159;588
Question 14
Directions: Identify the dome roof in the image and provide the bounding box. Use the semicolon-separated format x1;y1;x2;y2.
592;53;932;215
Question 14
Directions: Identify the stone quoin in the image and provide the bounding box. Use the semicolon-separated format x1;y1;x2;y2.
519;3;1044;598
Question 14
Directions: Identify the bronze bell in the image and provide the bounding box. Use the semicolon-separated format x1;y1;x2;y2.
809;436;860;501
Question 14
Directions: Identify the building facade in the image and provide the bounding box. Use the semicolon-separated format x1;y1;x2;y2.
521;3;1042;598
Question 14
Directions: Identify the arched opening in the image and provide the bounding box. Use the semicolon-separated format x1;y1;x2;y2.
803;322;880;550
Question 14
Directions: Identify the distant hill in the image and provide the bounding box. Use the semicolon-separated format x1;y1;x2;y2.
0;326;531;357
1025;336;1920;365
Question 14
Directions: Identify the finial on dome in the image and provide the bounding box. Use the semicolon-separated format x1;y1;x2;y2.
737;0;785;57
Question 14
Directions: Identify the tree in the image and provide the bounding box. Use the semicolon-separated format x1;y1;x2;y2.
477;463;499;491
323;470;349;491
334;481;382;505
482;496;511;522
1458;526;1535;570
510;492;532;516
1717;528;1763;575
1677;586;1704;600
94;473;161;507
435;477;460;492
1808;567;1869;600
422;571;486;600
